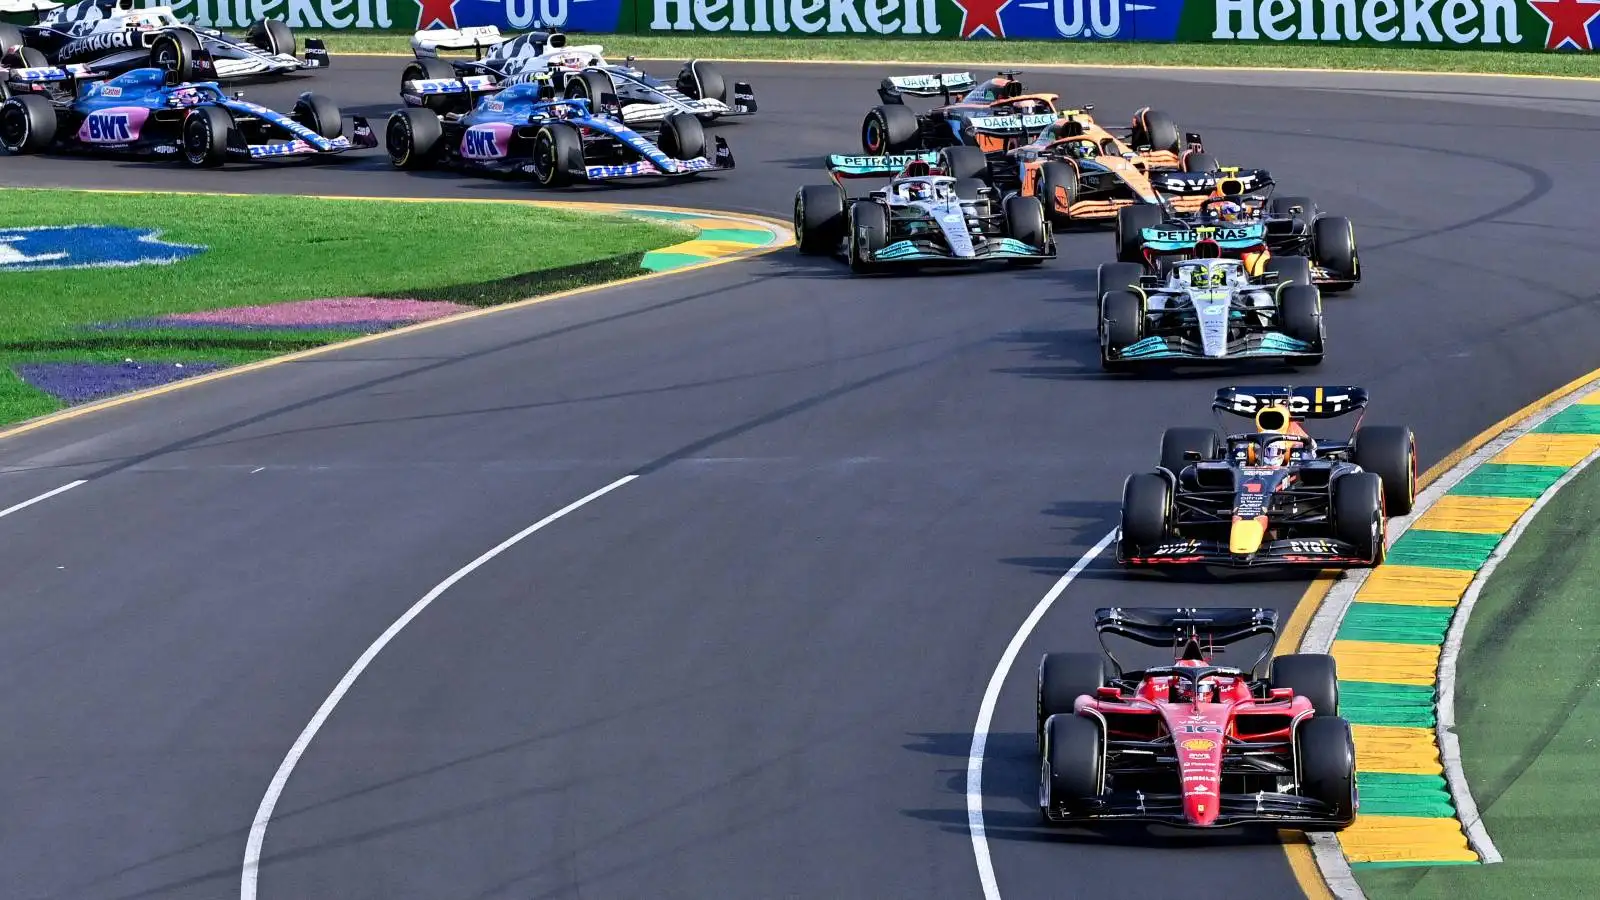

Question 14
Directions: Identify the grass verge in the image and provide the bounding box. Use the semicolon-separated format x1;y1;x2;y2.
311;33;1600;79
0;188;690;424
1355;461;1600;900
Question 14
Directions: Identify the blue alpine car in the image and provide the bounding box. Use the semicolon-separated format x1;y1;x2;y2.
386;74;733;187
0;64;374;166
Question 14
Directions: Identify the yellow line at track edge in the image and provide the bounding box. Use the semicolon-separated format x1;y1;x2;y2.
0;188;793;445
1283;364;1600;899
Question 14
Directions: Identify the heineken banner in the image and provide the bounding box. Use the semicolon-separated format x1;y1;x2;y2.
138;0;1598;50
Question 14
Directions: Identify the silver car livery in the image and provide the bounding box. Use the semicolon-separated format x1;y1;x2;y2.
1097;258;1325;371
405;26;755;129
793;151;1056;274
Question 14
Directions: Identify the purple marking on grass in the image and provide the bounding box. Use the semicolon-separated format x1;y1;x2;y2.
14;361;226;404
162;298;471;328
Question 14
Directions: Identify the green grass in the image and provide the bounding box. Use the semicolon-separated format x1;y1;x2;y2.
0;188;690;423
1356;463;1600;900
312;33;1600;78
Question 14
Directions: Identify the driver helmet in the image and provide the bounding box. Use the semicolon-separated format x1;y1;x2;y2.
1187;265;1221;288
905;180;931;202
1213;200;1245;222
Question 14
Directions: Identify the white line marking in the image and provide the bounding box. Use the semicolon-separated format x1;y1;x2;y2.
967;528;1117;900
240;474;639;900
0;480;86;519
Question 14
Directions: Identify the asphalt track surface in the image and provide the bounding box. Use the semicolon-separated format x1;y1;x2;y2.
1;56;1598;900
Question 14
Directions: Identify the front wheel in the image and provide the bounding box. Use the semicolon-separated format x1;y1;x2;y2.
246;18;295;56
1036;160;1077;226
1002;194;1047;264
1042;714;1104;821
1120;471;1171;554
531;122;584;188
293;92;343;139
385;107;440;170
1297;716;1357;827
0;94;57;154
180;106;232;168
1333;472;1386;565
658;112;705;160
847;200;888;274
794;184;844;255
1278;283;1324;363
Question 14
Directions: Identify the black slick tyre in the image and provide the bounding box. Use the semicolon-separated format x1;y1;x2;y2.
939;145;989;183
1115;204;1163;263
180;106;231;167
1097;262;1145;301
1182;150;1219;173
862;103;917;154
1037;652;1105;750
847;200;888;274
1135;107;1181;153
952;177;987;202
676;59;726;102
385;107;440;170
1120;471;1170;554
1100;289;1144;370
293;92;342;139
564;69;614;111
150;30;200;81
1271;653;1339;717
0;94;55;154
1278;283;1324;363
0;24;24;60
1333;472;1386;565
1296;715;1357;827
794;185;844;255
1269;195;1316;220
1160;426;1220;477
1037;160;1077;226
531;122;583;187
402;58;457;112
1043;714;1103;820
14;46;47;69
658;112;705;160
1265;254;1314;287
1353;425;1417;515
1002;195;1047;265
246;18;295;56
1313;215;1358;287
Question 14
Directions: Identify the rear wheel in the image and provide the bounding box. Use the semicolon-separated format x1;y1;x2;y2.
292;92;343;139
1037;652;1105;750
564;70;614;112
939;145;990;183
402;58;457;113
1271;654;1339;717
1333;472;1386;565
1313;215;1358;286
1297;716;1357;827
847;200;888;274
1265;253;1314;287
1043;714;1103;821
180;106;232;168
1115;204;1163;263
1181;150;1219;173
1160;427;1220;477
150;30;200;81
1269;195;1316;219
794;185;844;255
1134;107;1181;153
0;93;56;154
1097;262;1145;302
862;103;918;154
531;122;584;187
1120;471;1171;554
1036;160;1077;226
658;112;705;160
385;107;440;170
14;46;47;69
1353;425;1417;515
246;18;295;56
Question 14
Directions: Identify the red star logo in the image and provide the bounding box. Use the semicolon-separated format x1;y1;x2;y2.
951;0;1013;38
416;0;459;30
1530;0;1600;49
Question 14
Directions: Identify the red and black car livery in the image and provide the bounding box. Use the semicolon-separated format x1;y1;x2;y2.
1037;607;1357;831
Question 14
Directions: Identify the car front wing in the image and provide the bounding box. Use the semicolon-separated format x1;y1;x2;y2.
1042;791;1352;830
867;236;1054;265
1110;332;1319;363
1119;535;1372;567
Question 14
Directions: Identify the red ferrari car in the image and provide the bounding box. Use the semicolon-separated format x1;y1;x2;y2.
1036;607;1356;830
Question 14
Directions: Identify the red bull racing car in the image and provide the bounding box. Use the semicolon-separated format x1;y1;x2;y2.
1117;385;1416;568
1037;607;1357;830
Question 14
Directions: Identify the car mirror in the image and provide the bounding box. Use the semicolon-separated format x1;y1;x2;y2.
1183;450;1203;460
1270;687;1294;700
1095;686;1120;700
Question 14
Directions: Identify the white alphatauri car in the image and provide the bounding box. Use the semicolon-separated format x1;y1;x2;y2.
0;0;327;81
1096;257;1326;371
404;26;755;129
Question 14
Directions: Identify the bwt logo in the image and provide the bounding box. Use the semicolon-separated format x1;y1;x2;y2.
1054;0;1122;37
85;112;133;142
461;128;502;158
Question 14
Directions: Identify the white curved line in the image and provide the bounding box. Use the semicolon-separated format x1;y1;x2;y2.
240;475;638;900
967;528;1117;899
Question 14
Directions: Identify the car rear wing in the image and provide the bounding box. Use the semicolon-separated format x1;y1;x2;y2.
1213;386;1368;419
877;72;975;104
1095;607;1278;677
401;73;502;104
1152;167;1274;198
823;151;941;180
411;25;504;57
968;111;1056;135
